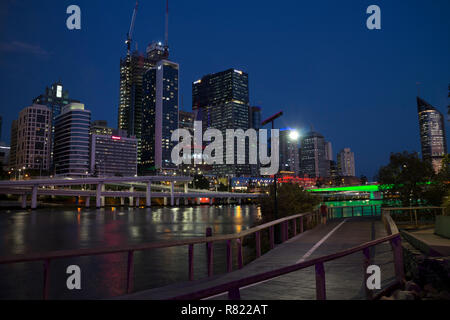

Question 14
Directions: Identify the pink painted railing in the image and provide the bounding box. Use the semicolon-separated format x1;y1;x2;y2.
169;210;404;300
0;211;320;300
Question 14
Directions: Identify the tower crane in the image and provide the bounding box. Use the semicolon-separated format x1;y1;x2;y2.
125;1;138;55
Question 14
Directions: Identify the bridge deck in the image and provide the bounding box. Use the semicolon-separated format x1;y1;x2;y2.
119;217;397;300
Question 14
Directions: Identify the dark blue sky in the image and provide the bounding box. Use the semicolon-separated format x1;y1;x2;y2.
0;0;449;179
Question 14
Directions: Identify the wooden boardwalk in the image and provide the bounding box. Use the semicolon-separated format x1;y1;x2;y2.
119;217;397;300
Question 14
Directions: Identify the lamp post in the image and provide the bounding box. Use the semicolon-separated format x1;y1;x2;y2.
261;111;283;243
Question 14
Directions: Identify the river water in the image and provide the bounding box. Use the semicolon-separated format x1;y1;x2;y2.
0;205;261;300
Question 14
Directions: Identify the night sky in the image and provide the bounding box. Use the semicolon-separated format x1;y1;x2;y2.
0;0;449;179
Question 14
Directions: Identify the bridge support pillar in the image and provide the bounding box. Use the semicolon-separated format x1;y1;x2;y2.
184;183;188;193
129;186;134;207
238;198;242;205
164;197;168;206
135;197;140;207
120;197;125;206
146;182;152;208
227;198;231;205
101;184;105;207
31;185;38;210
210;198;213;205
96;183;103;208
21;195;27;209
197;198;201;205
176;198;180;206
85;197;90;208
170;182;174;206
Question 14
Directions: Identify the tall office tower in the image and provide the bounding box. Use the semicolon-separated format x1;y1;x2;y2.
54;103;91;177
140;59;179;174
417;97;447;173
90;130;138;177
337;148;356;177
15;104;52;172
9;120;18;169
324;141;333;177
300;131;328;178
179;110;195;132
192;69;251;177
279;128;300;175
249;106;262;130
33;82;79;165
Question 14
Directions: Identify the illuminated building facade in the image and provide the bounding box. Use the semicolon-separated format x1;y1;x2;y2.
54;103;91;177
337;148;356;177
417;97;447;173
14;104;52;171
300;131;328;178
141;59;179;174
192;68;251;177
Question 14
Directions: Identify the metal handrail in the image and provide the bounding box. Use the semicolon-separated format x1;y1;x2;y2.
0;210;320;300
170;209;404;301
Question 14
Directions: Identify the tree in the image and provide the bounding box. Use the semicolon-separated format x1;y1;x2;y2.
360;175;368;185
376;152;435;206
189;174;210;190
259;183;320;223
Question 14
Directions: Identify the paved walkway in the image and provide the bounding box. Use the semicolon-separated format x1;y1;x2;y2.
119;217;397;300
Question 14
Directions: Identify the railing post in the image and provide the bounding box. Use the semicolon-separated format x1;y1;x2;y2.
206;227;213;277
228;287;241;300
269;226;274;249
352;206;354;217
207;242;214;277
391;235;405;282
189;244;194;281
293;218;297;236
126;250;134;294
236;238;243;269
371;206;374;216
300;216;304;233
315;262;326;300
227;240;233;273
256;231;261;258
43;259;51;300
363;248;373;300
414;210;418;227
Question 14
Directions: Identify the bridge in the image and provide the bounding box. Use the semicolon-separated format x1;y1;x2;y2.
0;176;262;209
0;205;408;300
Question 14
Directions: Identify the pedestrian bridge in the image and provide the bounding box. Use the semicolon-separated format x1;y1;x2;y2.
0;176;262;209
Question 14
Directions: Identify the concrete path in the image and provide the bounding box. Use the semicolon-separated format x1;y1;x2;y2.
119;217;397;300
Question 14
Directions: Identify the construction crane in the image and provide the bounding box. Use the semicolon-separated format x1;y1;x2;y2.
126;1;138;55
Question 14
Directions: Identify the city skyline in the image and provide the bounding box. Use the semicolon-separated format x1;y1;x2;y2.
0;0;449;179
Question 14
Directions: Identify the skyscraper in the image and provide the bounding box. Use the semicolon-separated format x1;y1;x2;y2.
337;148;356;177
141;59;179;173
14;104;52;172
192;69;251;176
54;103;91;177
300;131;328;178
279;128;300;175
8;120;18;169
33;82;79;166
417;97;447;173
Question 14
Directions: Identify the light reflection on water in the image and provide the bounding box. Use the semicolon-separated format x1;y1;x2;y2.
0;205;260;299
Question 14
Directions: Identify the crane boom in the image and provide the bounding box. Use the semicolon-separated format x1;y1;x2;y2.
126;1;139;54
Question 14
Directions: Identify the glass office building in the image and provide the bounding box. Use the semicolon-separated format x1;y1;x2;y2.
54;103;91;177
417;97;447;173
192;69;251;177
141;60;179;173
300;131;329;178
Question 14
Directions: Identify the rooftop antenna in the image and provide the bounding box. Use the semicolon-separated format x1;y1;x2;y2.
164;0;169;54
126;1;139;55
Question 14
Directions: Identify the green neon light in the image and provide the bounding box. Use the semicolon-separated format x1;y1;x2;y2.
309;185;381;193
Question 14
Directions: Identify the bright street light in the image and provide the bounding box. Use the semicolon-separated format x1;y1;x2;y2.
289;130;300;141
